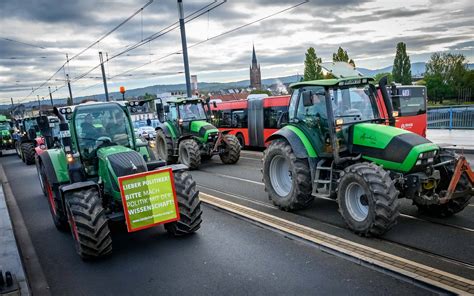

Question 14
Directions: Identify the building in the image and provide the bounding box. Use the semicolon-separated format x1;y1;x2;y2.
249;45;262;90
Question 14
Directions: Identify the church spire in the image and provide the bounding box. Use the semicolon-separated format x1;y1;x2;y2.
252;44;257;66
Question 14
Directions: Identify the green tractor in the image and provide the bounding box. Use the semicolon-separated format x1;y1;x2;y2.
155;97;240;169
262;65;473;236
15;117;41;164
0;115;14;155
36;101;202;259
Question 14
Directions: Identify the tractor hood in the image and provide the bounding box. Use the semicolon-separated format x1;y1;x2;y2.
189;120;219;141
97;145;147;200
350;123;439;172
0;129;11;137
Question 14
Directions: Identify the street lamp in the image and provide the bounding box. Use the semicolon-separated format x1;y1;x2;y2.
120;86;126;101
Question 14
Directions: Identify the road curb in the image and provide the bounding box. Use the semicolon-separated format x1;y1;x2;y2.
0;163;51;296
200;193;474;295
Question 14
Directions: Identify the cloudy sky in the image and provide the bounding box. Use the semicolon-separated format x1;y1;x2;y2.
0;0;472;104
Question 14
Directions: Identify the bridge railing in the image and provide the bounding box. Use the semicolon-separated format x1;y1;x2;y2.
427;105;474;129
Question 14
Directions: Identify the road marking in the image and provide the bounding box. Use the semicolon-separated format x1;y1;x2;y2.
200;192;474;294
400;213;474;233
197;185;276;209
201;171;265;186
240;156;261;161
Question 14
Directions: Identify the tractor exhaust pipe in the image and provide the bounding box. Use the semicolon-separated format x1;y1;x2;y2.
378;76;396;126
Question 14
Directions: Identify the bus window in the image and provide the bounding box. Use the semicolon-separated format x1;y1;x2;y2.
232;110;247;128
264;106;287;128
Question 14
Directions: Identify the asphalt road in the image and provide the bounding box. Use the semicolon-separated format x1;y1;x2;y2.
190;151;474;276
0;153;432;295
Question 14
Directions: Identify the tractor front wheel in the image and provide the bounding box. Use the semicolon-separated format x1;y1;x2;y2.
164;171;202;235
15;142;21;158
338;163;399;237
179;139;201;170
65;187;112;260
219;134;240;164
36;159;47;196
21;142;35;165
156;130;177;164
263;139;313;211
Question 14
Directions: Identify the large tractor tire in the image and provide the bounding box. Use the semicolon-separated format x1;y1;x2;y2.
338;163;400;237
178;139;201;170
36;159;47;196
65;187;112;260
164;170;202;235
21;142;35;165
416;151;472;217
156;130;177;164
219;134;241;164
15;142;21;158
262;139;313;211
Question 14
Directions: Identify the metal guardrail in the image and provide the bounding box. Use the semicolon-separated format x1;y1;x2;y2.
427;105;474;129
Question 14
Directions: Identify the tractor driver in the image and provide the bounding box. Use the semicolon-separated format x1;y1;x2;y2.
81;114;101;140
105;111;129;146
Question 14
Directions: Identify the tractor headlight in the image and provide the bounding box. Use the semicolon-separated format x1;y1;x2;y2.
66;107;72;113
8;139;12;143
427;158;434;163
416;160;422;165
39;144;47;150
419;153;424;159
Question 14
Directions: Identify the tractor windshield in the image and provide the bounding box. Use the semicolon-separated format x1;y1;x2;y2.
0;122;9;131
330;85;379;123
74;104;133;157
178;103;207;121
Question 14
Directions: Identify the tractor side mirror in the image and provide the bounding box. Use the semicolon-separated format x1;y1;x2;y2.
213;101;217;108
163;105;170;113
276;111;289;128
156;103;165;122
302;91;314;107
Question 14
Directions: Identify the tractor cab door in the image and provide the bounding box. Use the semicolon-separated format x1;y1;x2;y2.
290;87;329;156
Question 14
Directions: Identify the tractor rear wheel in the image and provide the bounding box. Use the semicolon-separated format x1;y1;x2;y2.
65;187;112;260
36;159;47;196
156;130;177;164
44;176;69;231
164;171;202;235
219;134;240;164
179;139;201;170
21;142;35;165
338;163;399;237
416;151;472;217
15;142;21;158
263;139;313;211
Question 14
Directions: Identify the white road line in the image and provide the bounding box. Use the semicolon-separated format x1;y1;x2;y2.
400;214;474;232
197;185;276;209
201;171;265;186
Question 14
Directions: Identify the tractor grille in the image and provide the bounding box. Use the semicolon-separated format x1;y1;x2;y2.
108;151;147;178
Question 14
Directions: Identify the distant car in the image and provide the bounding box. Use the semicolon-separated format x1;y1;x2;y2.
137;126;156;140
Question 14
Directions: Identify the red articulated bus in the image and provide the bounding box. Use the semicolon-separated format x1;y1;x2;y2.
211;95;290;148
377;85;428;137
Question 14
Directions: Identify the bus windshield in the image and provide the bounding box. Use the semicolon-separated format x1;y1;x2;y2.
391;87;427;116
330;85;379;123
178;103;207;121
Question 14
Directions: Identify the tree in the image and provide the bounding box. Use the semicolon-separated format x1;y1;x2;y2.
250;89;272;96
373;72;393;84
424;52;469;103
303;47;323;81
332;47;356;67
392;42;412;84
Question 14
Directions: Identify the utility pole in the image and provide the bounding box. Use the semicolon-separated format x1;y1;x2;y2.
37;95;41;115
177;0;192;98
99;52;110;102
66;74;73;106
48;86;54;107
10;98;14;117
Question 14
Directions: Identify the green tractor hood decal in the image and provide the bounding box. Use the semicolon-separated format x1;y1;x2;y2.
0;129;11;137
352;123;439;172
190;121;218;142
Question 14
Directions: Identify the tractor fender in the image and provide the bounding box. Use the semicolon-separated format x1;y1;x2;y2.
265;126;317;159
38;149;70;185
60;181;100;201
157;122;177;139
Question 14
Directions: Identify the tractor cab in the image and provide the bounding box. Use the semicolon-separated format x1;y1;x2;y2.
161;97;214;136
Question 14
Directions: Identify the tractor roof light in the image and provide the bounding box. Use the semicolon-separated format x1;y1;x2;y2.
178;118;183;125
66;153;74;163
335;118;344;126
